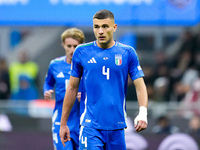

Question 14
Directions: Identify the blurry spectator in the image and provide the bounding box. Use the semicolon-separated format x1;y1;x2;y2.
170;49;195;101
187;115;200;136
11;75;38;100
153;51;172;101
165;29;198;102
154;65;170;101
153;77;169;101
179;78;200;119
151;115;179;134
9;51;39;99
173;66;199;102
0;57;10;99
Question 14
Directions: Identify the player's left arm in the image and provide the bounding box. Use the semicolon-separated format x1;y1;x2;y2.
133;77;148;132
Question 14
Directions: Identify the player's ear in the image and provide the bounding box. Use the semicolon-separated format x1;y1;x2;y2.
113;24;117;32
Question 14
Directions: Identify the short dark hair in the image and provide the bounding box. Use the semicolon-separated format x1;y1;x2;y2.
93;9;114;20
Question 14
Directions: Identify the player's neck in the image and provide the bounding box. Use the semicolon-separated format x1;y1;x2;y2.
97;40;115;49
66;57;71;64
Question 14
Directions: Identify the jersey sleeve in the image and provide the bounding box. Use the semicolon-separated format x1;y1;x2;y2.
128;47;144;81
71;47;83;78
43;62;55;94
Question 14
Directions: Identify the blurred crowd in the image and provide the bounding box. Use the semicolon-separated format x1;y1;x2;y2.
142;29;200;103
0;51;39;101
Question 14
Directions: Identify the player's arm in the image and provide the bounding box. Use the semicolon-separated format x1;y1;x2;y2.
43;65;55;100
133;77;148;132
60;76;80;146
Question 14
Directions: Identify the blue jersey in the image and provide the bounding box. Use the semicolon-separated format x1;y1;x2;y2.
43;56;80;134
71;41;144;130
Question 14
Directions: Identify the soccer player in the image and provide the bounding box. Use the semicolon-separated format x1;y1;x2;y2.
60;9;148;150
43;28;85;150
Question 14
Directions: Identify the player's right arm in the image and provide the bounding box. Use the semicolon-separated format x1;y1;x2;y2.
43;62;55;100
60;76;81;147
44;89;54;100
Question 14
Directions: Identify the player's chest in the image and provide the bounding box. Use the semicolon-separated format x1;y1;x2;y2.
53;64;71;83
82;50;128;71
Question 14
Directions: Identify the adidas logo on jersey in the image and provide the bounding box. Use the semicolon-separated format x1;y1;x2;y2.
57;72;65;78
88;57;97;63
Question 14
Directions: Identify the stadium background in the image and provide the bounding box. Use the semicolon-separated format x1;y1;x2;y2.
0;0;200;149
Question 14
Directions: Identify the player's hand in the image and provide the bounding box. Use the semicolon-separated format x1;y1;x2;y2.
77;92;81;102
134;118;147;132
134;106;148;132
59;124;70;147
44;90;54;100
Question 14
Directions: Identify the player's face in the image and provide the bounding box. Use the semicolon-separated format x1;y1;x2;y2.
62;37;79;64
93;18;117;48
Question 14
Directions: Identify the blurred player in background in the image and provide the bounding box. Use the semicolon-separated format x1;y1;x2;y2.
43;28;85;150
60;9;148;150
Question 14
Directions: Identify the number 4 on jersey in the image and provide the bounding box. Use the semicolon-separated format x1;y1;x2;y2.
81;136;87;148
102;66;110;80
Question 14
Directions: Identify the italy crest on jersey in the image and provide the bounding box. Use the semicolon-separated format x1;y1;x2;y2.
115;54;122;66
